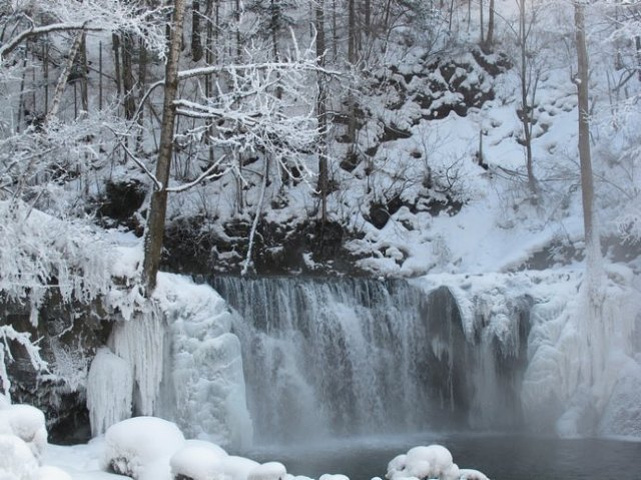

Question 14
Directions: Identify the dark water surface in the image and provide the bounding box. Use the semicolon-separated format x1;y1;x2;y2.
242;432;641;480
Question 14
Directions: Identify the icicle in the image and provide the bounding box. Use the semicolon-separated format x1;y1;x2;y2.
110;304;165;416
86;348;133;436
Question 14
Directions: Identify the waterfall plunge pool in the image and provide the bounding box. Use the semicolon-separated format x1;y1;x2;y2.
241;433;641;480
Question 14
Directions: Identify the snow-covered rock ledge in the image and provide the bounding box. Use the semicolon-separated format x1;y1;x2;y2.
87;273;252;449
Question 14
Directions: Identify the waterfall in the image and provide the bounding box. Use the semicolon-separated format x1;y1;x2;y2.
210;276;529;444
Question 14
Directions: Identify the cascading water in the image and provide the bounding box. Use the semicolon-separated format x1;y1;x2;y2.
210;276;529;444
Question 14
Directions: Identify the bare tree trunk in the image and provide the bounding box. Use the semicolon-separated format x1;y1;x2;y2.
79;33;89;115
235;0;242;60
574;0;600;267
332;0;338;60
192;0;203;61
634;35;641;80
517;0;536;196
142;0;187;294
136;38;149;150
484;0;495;51
122;33;136;120
45;32;84;125
479;0;484;45
348;0;356;64
44;38;49;113
112;33;122;98
316;0;329;223
99;41;103;110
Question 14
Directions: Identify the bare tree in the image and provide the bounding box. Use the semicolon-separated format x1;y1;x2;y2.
142;0;187;294
574;0;601;267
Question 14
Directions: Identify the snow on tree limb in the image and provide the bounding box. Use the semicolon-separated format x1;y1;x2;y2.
0;0;169;62
0;325;46;398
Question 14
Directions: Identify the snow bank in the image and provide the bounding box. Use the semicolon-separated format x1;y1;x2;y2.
0;433;39;479
385;444;487;480
103;416;185;480
32;466;72;480
0;404;47;460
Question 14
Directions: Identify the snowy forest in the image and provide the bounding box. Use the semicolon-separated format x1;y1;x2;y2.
1;0;641;478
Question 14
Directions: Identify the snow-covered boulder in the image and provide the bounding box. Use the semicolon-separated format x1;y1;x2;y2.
248;461;287;480
459;469;489;480
169;439;228;480
386;445;487;480
103;416;185;480
0;404;47;460
318;474;349;480
0;433;39;479
217;455;261;480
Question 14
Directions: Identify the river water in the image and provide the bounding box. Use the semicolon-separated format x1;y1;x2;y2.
242;433;641;480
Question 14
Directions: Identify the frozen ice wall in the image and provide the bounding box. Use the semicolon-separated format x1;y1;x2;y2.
521;266;641;438
86;273;252;449
427;268;641;439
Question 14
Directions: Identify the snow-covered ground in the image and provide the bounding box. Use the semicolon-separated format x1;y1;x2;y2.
1;401;489;480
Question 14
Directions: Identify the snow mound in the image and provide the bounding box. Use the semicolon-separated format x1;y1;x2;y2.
169;439;228;480
0;433;39;479
103;416;185;480
318;475;349;480
0;404;48;460
217;455;260;480
458;470;489;480
33;466;73;480
248;461;287;480
386;445;488;480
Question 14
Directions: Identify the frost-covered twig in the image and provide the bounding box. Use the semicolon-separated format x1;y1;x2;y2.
166;155;229;193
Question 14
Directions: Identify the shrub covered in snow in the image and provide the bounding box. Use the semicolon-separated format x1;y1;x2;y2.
385;445;488;480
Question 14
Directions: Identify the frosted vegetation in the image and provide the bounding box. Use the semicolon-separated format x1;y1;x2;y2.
1;0;641;478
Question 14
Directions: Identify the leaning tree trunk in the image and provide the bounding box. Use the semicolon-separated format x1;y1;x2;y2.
45;32;84;125
574;0;600;268
142;0;187;294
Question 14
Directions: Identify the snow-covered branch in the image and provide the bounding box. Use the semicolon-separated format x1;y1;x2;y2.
0;0;169;62
0;325;47;397
0;22;96;60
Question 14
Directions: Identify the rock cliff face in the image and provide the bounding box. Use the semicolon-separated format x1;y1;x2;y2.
3;294;112;443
